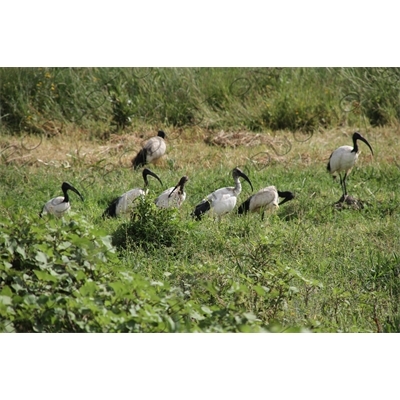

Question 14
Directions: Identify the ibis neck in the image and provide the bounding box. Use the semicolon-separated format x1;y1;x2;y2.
233;177;242;196
352;137;359;153
63;190;69;203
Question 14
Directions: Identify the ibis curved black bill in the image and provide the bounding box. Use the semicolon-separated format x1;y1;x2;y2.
234;168;253;191
354;132;374;156
168;176;189;198
62;182;84;201
143;168;163;186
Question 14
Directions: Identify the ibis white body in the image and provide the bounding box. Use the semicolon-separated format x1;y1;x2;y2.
103;168;163;218
245;186;280;212
132;130;167;170
210;190;239;216
111;188;147;216
237;186;294;220
327;132;373;197
155;188;186;208
40;182;84;218
192;168;253;220
41;196;72;218
155;176;188;209
205;186;242;217
327;145;360;177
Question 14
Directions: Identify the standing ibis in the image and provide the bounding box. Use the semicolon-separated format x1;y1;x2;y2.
327;131;374;199
155;176;189;209
237;186;295;220
191;167;253;221
132;130;167;170
102;168;163;218
39;182;84;218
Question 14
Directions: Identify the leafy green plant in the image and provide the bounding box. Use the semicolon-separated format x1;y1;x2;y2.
111;195;189;250
0;212;118;332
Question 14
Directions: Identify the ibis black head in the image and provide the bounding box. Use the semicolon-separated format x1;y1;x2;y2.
277;190;295;206
142;168;163;187
168;176;189;198
353;132;374;156
158;130;166;139
232;167;253;191
61;182;84;202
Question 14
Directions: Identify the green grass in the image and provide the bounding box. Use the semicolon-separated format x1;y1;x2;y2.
1;132;400;332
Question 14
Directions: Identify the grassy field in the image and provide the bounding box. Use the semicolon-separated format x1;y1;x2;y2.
1;121;400;332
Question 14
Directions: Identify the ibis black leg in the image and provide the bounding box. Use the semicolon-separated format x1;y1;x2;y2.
338;172;346;198
343;172;348;196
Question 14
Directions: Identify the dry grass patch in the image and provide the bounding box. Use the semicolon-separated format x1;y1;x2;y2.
0;125;397;175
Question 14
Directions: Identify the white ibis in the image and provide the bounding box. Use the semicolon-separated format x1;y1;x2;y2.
39;182;84;218
102;168;163;218
327;131;374;198
237;186;294;220
191;167;253;221
132;130;167;170
155;176;189;209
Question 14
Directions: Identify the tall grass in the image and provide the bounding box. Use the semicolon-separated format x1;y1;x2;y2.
1;68;400;135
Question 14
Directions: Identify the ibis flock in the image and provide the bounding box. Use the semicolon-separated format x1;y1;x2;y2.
39;130;373;220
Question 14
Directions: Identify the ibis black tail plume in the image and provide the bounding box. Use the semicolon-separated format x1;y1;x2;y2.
327;156;332;172
191;200;211;221
237;196;252;215
132;149;147;170
102;198;119;218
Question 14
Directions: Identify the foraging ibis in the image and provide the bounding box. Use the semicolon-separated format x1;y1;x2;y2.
237;186;295;220
102;168;163;218
155;176;189;209
191;167;253;221
327;131;374;198
39;182;84;218
132;130;167;170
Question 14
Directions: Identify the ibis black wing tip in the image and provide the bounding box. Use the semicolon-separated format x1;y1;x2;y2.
191;200;211;221
102;208;116;219
102;198;119;218
327;160;331;172
237;197;251;215
132;149;147;170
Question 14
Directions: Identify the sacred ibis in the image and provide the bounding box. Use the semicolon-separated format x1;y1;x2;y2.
155;176;189;209
237;186;295;220
39;182;84;218
191;167;253;221
132;130;167;170
102;168;163;218
327;131;374;199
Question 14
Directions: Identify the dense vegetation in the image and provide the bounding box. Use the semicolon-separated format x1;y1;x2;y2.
1;68;400;134
1;68;400;332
